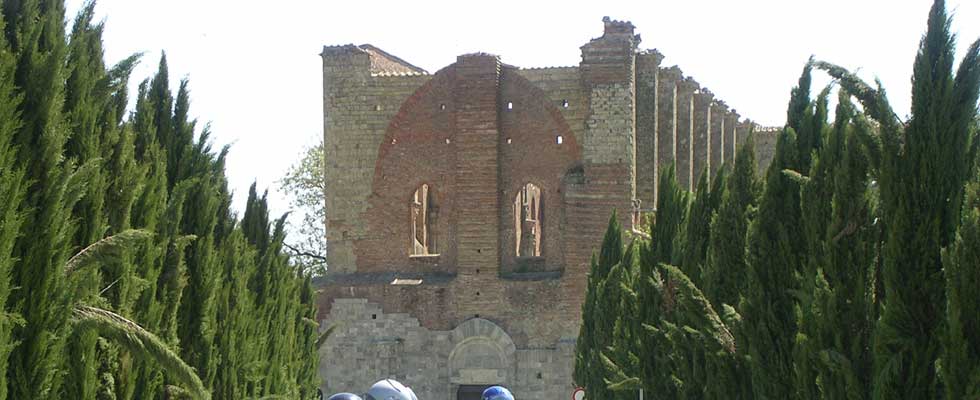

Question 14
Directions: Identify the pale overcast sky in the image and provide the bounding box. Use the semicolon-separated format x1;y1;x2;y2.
64;0;979;225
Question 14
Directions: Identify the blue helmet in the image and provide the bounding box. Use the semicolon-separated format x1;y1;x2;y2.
482;386;514;400
328;393;364;400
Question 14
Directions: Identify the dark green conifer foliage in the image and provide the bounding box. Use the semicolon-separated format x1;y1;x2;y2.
61;4;122;396
2;0;83;398
795;91;876;400
650;164;689;265
703;139;757;309
599;242;639;400
0;10;24;400
634;166;688;398
674;167;727;287
574;212;623;400
942;171;980;399
816;1;980;397
0;2;320;397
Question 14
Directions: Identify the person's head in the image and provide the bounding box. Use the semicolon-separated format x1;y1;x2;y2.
365;379;418;400
481;386;514;400
327;393;364;400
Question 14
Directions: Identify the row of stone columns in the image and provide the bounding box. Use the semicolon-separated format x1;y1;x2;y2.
655;65;748;194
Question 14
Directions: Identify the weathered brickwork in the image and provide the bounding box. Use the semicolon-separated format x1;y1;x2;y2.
318;17;776;400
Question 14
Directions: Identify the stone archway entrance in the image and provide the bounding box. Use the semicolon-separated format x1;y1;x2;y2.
448;318;516;400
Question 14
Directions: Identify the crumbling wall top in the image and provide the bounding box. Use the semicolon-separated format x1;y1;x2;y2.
321;43;428;76
602;16;636;37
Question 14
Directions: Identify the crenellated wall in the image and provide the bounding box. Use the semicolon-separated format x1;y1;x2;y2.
318;17;776;400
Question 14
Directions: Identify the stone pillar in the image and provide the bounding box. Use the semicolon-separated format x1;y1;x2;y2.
693;88;714;188
453;54;502;276
710;100;728;173
657;66;683;199
570;16;639;267
321;45;372;274
635;50;663;209
726;110;739;163
675;77;698;191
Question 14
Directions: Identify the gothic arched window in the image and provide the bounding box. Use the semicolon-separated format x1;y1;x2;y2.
514;183;543;257
410;184;438;255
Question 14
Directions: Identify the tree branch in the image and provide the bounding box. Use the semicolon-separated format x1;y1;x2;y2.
284;242;327;262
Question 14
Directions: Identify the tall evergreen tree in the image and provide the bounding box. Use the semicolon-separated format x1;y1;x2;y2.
702;138;757;309
739;65;827;398
941;168;980;399
817;1;980;397
2;0;85;398
794;91;876;400
634;165;688;398
574;213;624;400
0;10;23;400
674;167;727;288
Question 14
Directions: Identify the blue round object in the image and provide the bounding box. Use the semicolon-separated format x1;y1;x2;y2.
328;393;364;400
482;386;514;400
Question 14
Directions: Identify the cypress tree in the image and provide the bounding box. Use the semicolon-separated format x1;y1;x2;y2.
61;4;117;396
794;91;876;400
634;165;688;398
574;212;623;400
0;10;23;400
740;63;827;399
941;169;980;399
674;167;727;288
599;242;639;400
702;137;757;309
2;0;86;398
817;1;980;396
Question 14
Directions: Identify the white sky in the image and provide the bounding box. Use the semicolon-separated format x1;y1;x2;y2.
65;0;979;223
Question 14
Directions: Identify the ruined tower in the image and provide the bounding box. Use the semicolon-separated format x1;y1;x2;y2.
317;18;776;400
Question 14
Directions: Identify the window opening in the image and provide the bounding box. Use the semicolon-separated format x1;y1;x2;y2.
556;135;564;144
410;184;438;255
514;183;543;257
506;101;513;110
561;99;569;108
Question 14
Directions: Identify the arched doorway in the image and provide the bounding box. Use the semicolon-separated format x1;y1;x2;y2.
448;319;516;400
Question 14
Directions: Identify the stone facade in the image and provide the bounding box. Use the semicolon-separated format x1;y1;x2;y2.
318;17;776;400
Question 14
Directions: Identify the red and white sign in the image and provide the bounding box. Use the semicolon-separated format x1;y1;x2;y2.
572;387;586;400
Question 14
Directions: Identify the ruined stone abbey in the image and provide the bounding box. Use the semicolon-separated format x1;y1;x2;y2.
316;18;777;400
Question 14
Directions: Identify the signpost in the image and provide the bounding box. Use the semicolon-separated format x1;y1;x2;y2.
572;387;585;400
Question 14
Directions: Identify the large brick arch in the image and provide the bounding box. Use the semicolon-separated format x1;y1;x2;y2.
358;63;581;276
498;67;580;273
359;68;459;274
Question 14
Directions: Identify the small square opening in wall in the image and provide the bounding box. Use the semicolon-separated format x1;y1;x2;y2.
372;314;377;320
440;103;447;111
536;372;543;379
556;135;564;144
561;99;569;108
506;138;512;144
391;138;397;145
445;138;451;144
374;104;382;111
506;101;513;110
